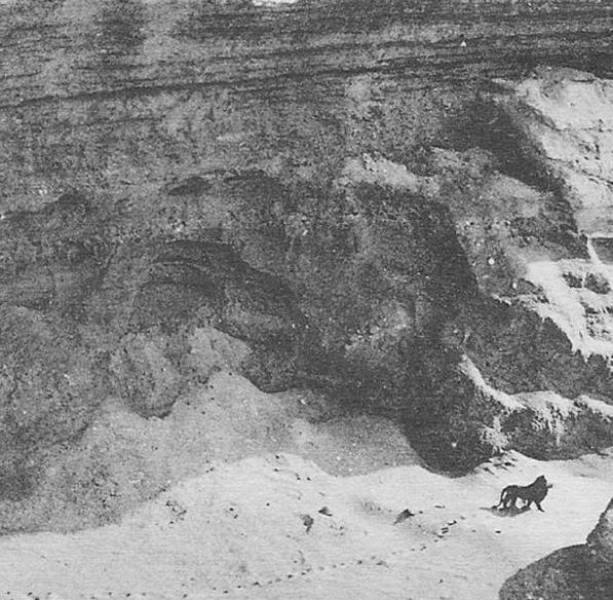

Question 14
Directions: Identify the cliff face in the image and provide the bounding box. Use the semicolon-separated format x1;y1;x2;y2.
1;0;613;531
1;0;612;212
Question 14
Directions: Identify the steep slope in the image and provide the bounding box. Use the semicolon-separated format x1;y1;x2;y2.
1;0;613;535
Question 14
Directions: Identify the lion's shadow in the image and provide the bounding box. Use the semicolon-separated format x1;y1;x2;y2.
480;505;532;518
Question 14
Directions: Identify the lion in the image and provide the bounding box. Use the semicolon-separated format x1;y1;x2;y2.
496;475;553;512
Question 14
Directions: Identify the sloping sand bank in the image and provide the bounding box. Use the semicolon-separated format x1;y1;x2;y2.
1;449;611;600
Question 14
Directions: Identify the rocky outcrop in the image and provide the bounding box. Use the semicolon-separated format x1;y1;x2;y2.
495;68;613;236
500;498;613;600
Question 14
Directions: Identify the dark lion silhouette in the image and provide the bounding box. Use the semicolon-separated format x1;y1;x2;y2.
496;475;553;512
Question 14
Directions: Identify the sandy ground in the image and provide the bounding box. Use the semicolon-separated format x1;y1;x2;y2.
0;445;612;600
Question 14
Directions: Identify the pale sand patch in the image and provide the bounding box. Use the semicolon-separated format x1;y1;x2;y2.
1;449;612;599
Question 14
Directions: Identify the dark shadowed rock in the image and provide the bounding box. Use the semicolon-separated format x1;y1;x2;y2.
500;499;613;600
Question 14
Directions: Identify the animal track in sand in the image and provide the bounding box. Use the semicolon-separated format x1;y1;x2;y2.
5;482;461;600
9;540;446;599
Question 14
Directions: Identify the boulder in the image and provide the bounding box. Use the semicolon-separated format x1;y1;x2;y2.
500;498;613;600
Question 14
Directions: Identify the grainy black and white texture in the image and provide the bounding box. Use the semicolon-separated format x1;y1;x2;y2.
0;1;612;598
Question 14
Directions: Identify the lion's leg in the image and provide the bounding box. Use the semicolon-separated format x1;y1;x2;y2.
536;501;545;512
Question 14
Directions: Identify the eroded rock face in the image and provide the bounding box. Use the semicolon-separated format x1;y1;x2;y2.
500;499;613;600
1;0;613;531
496;67;613;235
